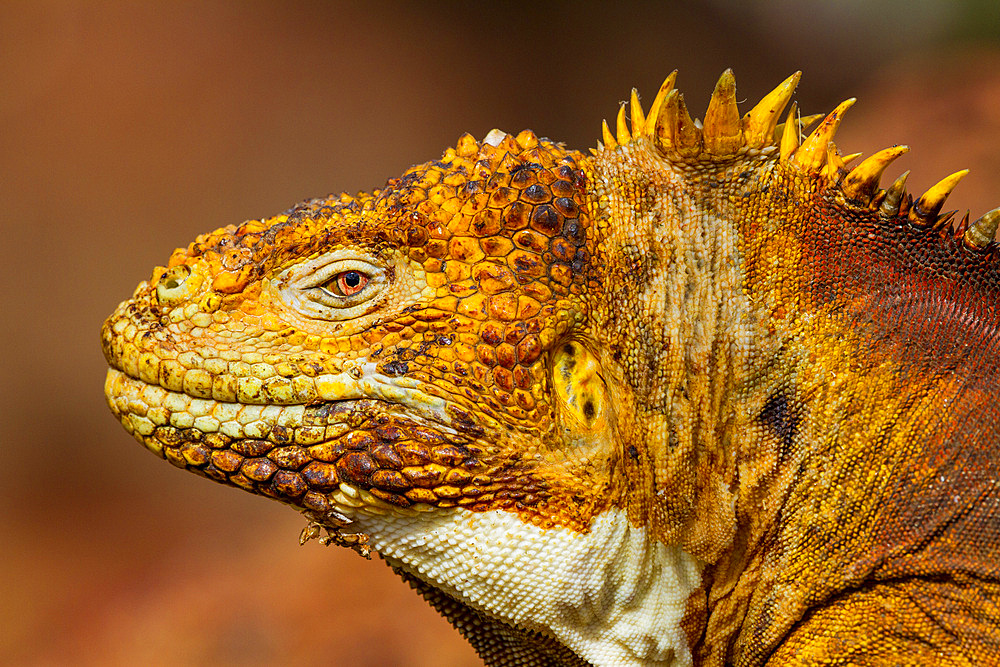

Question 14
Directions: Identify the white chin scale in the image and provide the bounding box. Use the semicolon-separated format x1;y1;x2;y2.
350;506;703;666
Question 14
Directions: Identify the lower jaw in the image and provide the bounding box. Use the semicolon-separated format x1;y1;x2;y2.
103;368;477;517
104;368;387;513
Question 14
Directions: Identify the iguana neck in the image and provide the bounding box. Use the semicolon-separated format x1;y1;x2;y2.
583;141;783;561
582;134;1000;663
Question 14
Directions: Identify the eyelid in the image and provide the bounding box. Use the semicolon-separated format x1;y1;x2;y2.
296;258;381;290
306;264;381;308
276;252;388;321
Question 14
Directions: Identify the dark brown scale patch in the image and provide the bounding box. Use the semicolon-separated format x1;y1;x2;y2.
371;469;411;492
369;442;404;469
504;201;530;230
571;247;589;276
530;204;561;235
242;458;278;482
395;442;432;467
301;461;340;490
759;391;800;462
448;407;486;438
510;167;539;189
343;430;376;451
375;425;404;442
522;184;550;203
407;225;429;246
551;179;575;198
300;492;328;513
562;218;586;246
553;197;578;218
272;470;307;497
481;324;503;347
337;451;377;485
269;445;310;470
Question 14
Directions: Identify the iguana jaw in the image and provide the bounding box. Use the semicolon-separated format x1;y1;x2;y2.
106;359;705;666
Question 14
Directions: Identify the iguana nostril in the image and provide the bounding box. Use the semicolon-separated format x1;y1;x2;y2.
155;264;195;305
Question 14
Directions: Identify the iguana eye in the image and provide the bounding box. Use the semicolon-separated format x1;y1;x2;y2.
305;260;382;310
274;253;390;321
321;270;369;298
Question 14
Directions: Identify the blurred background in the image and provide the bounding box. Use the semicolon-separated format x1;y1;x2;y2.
3;1;999;665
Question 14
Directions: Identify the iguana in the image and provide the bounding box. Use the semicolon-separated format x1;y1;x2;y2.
102;69;1000;665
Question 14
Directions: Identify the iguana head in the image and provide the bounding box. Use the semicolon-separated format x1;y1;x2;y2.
104;126;666;662
103;70;1000;665
103;129;613;522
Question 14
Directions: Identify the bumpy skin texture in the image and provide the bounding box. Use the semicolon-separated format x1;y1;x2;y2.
103;70;1000;665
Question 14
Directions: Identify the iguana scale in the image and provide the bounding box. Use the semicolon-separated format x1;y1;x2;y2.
102;69;1000;665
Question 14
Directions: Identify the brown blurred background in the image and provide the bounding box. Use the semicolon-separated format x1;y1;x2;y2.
3;2;999;665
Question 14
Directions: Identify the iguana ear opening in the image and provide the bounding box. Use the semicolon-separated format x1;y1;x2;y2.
551;341;613;446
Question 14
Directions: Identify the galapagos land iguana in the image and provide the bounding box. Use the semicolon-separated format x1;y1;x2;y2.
102;69;1000;665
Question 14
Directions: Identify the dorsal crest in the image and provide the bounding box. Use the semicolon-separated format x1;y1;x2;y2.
595;69;1000;259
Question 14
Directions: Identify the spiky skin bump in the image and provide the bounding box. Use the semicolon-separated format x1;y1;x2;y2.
103;72;1000;665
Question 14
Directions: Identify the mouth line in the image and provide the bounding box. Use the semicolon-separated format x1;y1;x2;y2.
104;358;478;442
104;368;363;445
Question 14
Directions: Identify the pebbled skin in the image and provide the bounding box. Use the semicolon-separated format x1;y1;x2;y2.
103;70;1000;665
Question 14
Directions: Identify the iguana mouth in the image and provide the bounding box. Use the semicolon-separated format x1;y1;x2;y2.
105;368;364;451
105;368;496;513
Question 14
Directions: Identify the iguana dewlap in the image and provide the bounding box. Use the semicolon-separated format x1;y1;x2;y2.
102;69;1000;666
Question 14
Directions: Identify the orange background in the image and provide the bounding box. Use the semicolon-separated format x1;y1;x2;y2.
3;2;1000;665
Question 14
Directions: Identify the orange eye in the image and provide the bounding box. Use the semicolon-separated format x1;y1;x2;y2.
325;270;368;297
